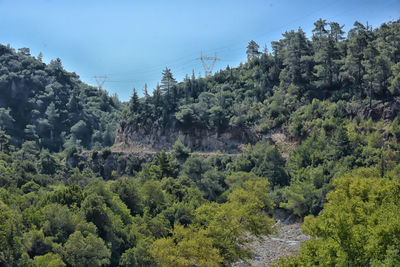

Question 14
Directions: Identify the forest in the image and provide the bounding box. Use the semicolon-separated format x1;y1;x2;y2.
0;18;400;266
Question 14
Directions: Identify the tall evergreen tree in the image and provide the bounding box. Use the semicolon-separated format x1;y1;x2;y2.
129;88;140;115
362;30;380;107
45;102;59;147
329;22;345;43
344;21;369;93
280;28;312;87
160;67;177;95
0;130;11;154
312;19;338;88
143;83;149;99
246;40;261;61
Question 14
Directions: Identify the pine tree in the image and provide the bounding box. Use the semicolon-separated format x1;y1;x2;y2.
329;22;345;84
246;40;260;61
344;21;369;94
160;67;177;95
46;102;59;125
389;62;400;96
45;102;59;143
37;52;43;62
263;44;269;54
0;130;11;154
184;74;191;103
331;126;351;159
129;88;140;115
154;149;176;178
312;19;338;88
280;28;312;86
329;22;345;43
362;33;379;108
143;83;149;99
152;83;163;118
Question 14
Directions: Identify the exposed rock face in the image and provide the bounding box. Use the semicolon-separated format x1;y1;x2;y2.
115;121;261;153
114;97;400;154
346;98;400;121
367;99;400;121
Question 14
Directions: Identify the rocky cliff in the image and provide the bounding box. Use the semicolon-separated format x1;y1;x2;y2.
114;120;261;153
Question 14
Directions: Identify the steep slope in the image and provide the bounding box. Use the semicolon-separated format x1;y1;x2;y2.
0;18;399;267
115;121;260;153
0;44;123;151
115;19;400;153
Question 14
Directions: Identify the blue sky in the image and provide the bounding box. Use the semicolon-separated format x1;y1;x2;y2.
1;0;399;101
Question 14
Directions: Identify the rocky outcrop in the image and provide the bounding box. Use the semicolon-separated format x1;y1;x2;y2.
115;121;261;153
346;97;400;121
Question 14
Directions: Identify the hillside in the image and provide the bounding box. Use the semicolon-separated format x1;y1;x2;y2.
116;19;400;154
0;18;399;267
0;44;123;151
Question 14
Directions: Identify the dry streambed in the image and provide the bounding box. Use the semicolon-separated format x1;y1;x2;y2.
234;210;310;266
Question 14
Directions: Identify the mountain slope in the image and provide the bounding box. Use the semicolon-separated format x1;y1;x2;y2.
0;18;399;267
115;19;400;153
0;44;123;151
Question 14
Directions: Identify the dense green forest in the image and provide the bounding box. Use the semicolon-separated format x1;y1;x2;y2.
121;19;400;137
1;18;400;266
0;45;123;151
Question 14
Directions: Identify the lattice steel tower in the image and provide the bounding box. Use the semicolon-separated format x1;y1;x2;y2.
92;75;108;90
196;52;220;77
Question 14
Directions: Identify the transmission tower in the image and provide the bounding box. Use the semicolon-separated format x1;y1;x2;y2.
196;52;220;77
92;75;108;90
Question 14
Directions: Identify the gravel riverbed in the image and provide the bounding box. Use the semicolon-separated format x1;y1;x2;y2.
233;210;310;266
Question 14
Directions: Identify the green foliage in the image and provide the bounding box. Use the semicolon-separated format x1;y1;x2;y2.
141;180;166;216
0;140;281;266
63;231;111;267
181;155;212;183
0;44;123;151
117;19;400;155
22;229;53;258
194;180;275;263
230;141;289;187
389;62;400;95
38;150;60;175
70;120;90;146
0;130;12;154
1;18;400;267
42;204;77;243
179;155;227;200
150;179;274;266
280;180;321;217
0;200;24;266
150;224;223;267
246;40;261;60
153;149;177;178
277;171;400;266
171;139;191;160
390;117;400;142
110;177;143;216
225;171;262;189
47;184;84;207
32;253;66;267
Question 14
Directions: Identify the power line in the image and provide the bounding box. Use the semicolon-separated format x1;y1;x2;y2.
196;52;220;77
91;1;344;81
85;0;352;92
92;75;108;90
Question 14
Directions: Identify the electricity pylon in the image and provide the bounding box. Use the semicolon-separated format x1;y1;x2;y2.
93;75;108;90
196;52;220;77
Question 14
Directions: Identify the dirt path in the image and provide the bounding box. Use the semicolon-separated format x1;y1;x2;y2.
109;145;240;158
